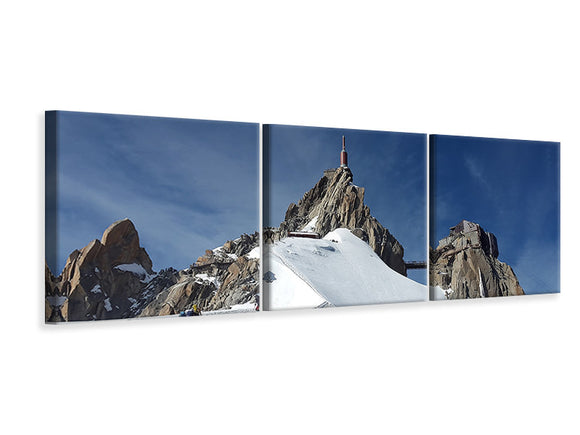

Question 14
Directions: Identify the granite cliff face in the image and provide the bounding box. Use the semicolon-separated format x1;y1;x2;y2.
45;219;259;322
430;220;524;299
266;166;406;275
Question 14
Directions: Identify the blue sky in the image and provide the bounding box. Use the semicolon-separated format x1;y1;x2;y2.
264;124;427;284
46;111;258;274
430;135;560;294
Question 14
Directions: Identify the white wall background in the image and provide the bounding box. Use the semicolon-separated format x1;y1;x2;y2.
1;1;578;434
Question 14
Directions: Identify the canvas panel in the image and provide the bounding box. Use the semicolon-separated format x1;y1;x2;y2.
429;134;560;300
45;111;260;322
262;124;429;310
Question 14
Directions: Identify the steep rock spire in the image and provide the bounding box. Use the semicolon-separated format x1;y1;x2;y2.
278;167;406;275
430;220;524;298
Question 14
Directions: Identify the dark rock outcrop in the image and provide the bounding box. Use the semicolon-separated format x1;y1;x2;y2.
430;220;525;299
274;166;406;275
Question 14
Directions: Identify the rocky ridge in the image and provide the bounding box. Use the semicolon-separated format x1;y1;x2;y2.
266;166;406;275
138;233;259;317
45;219;259;322
430;219;525;299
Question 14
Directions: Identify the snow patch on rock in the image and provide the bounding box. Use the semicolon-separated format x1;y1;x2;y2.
247;246;260;259
114;263;156;283
301;215;319;232
430;285;453;300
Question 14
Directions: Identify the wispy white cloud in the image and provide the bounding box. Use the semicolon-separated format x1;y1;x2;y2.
464;155;490;193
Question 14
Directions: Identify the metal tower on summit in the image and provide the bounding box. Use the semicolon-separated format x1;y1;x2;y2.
340;136;348;168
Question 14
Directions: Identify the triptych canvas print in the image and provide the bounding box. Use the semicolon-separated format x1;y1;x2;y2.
45;111;560;323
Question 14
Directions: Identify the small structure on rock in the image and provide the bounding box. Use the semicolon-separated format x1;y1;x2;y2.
288;231;321;239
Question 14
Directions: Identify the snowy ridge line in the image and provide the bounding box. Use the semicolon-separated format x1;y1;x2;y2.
270;245;330;305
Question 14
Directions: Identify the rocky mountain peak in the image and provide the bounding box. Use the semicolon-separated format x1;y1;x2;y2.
275;166;406;275
101;218;153;273
430;219;524;299
45;218;159;321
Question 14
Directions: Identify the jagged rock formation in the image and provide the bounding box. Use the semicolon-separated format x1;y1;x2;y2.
271;166;406;275
45;219;259;322
45;264;63;322
45;219;176;321
139;233;259;317
430;219;525;299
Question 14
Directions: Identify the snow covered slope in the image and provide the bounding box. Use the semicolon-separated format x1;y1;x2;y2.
266;254;328;310
265;228;427;310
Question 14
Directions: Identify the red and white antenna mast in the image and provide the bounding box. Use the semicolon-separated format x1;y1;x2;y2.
340;135;348;168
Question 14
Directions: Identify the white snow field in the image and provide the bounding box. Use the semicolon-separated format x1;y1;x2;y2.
266;254;328;310
265;228;427;310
